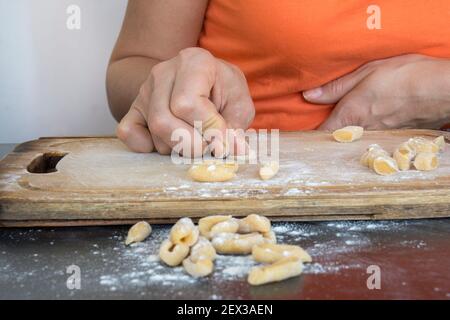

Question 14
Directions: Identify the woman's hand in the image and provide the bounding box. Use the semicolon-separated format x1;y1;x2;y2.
116;47;255;157
303;54;450;130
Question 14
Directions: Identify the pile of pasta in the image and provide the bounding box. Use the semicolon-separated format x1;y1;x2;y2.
361;136;446;176
158;214;311;286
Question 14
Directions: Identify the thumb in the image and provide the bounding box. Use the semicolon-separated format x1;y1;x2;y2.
222;99;256;157
116;106;155;153
318;92;366;131
303;64;374;104
220;88;256;157
221;94;255;130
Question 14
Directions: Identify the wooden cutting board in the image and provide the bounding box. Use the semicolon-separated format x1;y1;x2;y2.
1;130;449;227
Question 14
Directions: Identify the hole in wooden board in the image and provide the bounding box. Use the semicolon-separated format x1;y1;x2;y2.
27;152;68;174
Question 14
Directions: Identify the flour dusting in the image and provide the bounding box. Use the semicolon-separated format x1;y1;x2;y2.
96;220;410;294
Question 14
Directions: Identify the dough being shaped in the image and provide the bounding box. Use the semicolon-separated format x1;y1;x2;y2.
188;160;238;182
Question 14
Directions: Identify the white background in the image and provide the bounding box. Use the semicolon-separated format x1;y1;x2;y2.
0;0;128;143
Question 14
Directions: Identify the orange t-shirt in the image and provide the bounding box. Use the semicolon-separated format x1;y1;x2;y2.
198;1;450;130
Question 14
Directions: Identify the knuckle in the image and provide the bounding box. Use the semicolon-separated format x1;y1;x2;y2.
221;61;246;80
230;63;245;78
148;62;171;89
149;62;166;79
116;121;132;141
148;116;170;134
138;81;151;100
179;47;212;59
327;79;344;96
170;95;197;116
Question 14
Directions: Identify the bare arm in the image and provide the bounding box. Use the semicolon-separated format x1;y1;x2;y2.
106;0;209;121
105;0;255;156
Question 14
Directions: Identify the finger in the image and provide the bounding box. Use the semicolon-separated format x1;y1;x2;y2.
227;128;251;158
116;106;154;153
152;135;172;155
147;62;207;158
170;54;229;157
318;91;367;131
216;62;256;129
214;62;256;156
303;63;375;104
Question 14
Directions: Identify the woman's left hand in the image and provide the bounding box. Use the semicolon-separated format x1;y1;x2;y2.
303;54;450;130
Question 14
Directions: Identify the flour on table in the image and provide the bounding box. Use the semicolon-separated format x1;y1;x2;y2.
97;220;409;294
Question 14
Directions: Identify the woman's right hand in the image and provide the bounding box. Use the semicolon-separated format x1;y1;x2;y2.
116;47;255;158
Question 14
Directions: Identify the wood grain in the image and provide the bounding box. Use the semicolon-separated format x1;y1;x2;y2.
0;130;449;227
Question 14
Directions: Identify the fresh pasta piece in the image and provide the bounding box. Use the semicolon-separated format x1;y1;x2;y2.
393;142;415;171
188;160;238;182
248;257;303;286
407;137;439;154
159;239;190;267
413;152;439;171
125;221;152;245
198;215;232;239
332;126;364;143
170;217;199;246
211;232;264;255
360;144;389;168
373;156;399;176
182;258;214;278
209;218;239;238
262;231;277;244
259;161;280;180
238;214;271;234
434;136;446;152
252;243;311;264
189;237;216;262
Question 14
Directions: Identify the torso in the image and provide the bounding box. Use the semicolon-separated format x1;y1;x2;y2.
199;0;450;130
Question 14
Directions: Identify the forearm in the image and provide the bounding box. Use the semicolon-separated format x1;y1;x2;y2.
106;56;160;121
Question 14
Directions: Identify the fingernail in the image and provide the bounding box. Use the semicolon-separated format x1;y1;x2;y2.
303;87;323;100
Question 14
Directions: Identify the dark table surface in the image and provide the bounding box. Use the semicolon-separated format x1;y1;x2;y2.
0;143;449;300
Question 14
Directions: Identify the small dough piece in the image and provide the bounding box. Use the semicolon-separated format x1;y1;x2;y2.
182;258;214;278
332;126;364;143
199;215;232;239
238;214;271;234
373;155;399;176
262;231;277;244
188;160;238;182
393;142;415;171
248;257;303;286
189;237;216;262
170;217;199;246
211;232;264;255
159;239;190;267
259;161;280;180
209;218;239;238
413;152;439;171
360;144;389;168
407;137;439;154
125;221;152;245
252;243;311;264
433;136;446;152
